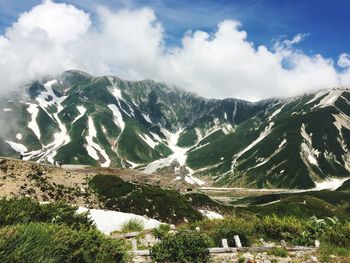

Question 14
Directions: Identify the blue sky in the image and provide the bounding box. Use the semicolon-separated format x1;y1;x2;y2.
0;0;349;100
0;0;349;61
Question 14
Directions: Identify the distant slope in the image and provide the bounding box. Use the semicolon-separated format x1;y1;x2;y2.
0;70;350;189
337;179;350;191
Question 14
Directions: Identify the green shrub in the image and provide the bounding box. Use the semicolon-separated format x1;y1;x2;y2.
294;216;340;246
152;224;170;239
322;222;350;247
259;215;304;242
268;247;288;257
121;218;144;233
89;174;203;223
211;216;256;246
318;242;350;262
238;256;246;263
151;230;211;263
0;223;128;263
0;197;93;230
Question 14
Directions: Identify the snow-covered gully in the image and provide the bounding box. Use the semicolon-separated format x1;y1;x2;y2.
142;129;205;186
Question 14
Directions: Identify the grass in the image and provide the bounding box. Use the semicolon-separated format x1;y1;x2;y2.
0;223;128;263
267;247;288;257
121;219;144;233
152;224;171;239
318;243;350;262
238;256;246;263
0;198;129;263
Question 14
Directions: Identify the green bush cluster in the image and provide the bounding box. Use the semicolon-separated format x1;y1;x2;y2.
151;230;211;263
0;198;129;263
152;224;171;239
89;174;203;223
0;223;128;263
0;197;93;230
191;214;350;248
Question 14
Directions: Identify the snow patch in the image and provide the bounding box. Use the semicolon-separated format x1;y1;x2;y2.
199;210;223;219
27;103;41;139
300;124;319;167
312;89;344;109
16;133;22;140
278;138;287;148
85;117;111;167
142;113;152;123
313;177;350;191
108;104;125;131
142;129;205;186
268;104;284;121
73;105;86;123
77;207;162;235
184;175;205;186
5;140;27;153
232;122;274;169
139;134;158;149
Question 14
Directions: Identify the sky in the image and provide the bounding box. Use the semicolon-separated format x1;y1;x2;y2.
0;0;350;101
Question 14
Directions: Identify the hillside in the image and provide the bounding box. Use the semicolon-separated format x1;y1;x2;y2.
0;70;350;189
0;157;227;223
337;179;350;191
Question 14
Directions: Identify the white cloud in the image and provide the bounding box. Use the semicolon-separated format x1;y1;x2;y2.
0;0;346;100
338;53;350;68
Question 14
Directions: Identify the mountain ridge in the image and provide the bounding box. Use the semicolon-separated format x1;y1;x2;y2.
1;70;350;189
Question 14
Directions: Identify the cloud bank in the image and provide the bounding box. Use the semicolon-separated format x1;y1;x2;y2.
0;0;350;100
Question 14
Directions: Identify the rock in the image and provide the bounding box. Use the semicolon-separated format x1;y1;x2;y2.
310;255;318;262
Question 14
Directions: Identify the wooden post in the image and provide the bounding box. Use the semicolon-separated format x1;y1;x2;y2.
221;239;228;248
131;239;137;251
234;235;242;248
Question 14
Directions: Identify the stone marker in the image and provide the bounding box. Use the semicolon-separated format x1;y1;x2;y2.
315;240;320;248
131;239;137;251
222;239;228;248
280;240;287;247
234;235;242;248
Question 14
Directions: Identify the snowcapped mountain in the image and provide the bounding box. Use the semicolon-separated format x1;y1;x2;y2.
0;70;349;189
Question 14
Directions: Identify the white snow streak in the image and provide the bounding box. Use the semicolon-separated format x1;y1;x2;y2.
278;138;287;148
300;123;319;167
5;140;27;153
313;177;350;191
142;129;205;186
108;104;125;131
85;117;111;167
268;104;284;121
139;134;158;149
232;122;274;169
27;103;41;139
312;89;344;109
199;210;223;219
73;105;86;123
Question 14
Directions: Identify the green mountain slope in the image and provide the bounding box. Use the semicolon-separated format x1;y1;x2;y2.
0;70;349;189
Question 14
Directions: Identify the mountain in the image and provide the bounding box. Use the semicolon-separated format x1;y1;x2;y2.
0;70;349;189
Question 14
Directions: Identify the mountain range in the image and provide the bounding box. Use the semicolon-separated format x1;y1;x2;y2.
1;70;350;189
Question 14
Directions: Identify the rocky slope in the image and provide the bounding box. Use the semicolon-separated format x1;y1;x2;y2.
0;70;350;189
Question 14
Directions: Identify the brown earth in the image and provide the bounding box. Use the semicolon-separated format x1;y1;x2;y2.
0;156;193;207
